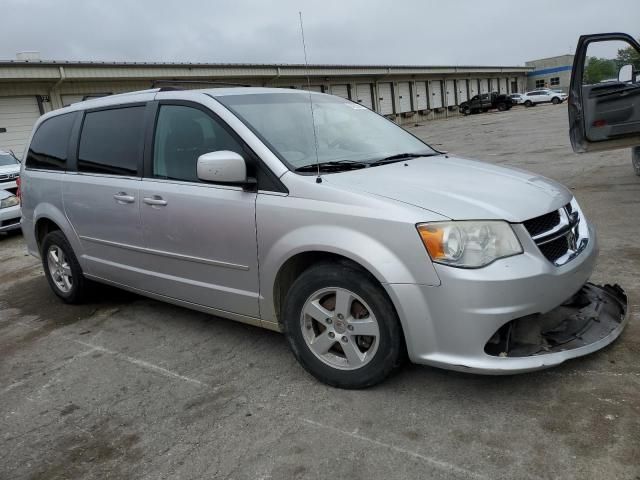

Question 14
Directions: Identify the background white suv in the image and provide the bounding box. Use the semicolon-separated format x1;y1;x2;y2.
522;89;565;107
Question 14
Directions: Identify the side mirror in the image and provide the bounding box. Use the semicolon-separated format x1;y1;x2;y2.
197;151;249;184
618;64;633;82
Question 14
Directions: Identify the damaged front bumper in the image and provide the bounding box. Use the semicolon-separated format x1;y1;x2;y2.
387;227;631;373
485;283;628;361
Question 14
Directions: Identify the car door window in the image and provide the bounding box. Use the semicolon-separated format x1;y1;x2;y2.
78;106;145;175
153;105;245;182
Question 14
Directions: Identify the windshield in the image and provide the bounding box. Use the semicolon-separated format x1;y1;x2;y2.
0;153;18;166
216;92;436;170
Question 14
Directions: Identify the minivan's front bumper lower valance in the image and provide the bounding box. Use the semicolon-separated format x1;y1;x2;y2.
485;283;628;359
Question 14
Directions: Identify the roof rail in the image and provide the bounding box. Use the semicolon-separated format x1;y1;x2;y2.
151;79;252;91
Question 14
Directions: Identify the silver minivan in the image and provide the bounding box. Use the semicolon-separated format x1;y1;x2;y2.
19;87;628;388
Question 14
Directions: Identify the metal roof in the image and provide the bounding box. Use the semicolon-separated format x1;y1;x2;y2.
0;59;531;70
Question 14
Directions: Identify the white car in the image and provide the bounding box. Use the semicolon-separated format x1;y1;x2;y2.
0;150;20;194
0;189;20;233
509;93;525;104
522;89;565;107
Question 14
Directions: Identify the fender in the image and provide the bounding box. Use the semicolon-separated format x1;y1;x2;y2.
32;202;84;262
258;224;441;323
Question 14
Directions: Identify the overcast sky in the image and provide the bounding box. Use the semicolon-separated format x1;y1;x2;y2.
2;0;639;66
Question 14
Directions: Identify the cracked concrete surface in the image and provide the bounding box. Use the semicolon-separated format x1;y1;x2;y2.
1;104;639;479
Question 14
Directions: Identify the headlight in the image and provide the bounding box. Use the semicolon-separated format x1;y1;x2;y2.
0;195;19;209
417;221;523;268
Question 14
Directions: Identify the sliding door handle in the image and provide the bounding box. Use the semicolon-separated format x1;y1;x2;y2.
113;192;135;204
143;196;167;206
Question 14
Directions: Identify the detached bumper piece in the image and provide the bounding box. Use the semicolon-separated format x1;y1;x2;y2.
485;283;628;358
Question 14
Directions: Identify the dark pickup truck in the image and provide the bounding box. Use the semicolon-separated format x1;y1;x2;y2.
459;92;513;115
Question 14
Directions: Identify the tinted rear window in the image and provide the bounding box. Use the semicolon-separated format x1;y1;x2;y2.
78;106;145;176
25;113;75;171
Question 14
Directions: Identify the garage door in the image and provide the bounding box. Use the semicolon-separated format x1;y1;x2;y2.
330;84;350;99
445;79;456;106
415;82;428;110
457;80;468;103
429;80;443;109
355;84;373;110
0;96;41;157
480;79;489;94
398;82;412;113
499;78;508;94
61;94;86;107
490;78;498;92
469;79;479;97
377;82;394;115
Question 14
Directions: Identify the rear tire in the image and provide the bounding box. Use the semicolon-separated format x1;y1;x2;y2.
41;230;90;304
461;106;470;116
281;262;404;389
497;102;507;111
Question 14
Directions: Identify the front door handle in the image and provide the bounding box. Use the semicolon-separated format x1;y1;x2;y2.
143;195;168;206
113;192;135;204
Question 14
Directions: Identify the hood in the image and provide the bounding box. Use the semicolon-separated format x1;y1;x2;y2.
0;164;20;175
323;155;571;222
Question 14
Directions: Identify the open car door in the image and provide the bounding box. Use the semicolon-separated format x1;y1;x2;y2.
569;32;640;168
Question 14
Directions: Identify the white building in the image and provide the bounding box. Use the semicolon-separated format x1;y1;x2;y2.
0;56;531;156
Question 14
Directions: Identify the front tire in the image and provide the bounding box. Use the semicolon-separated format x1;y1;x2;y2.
41;230;90;304
524;100;533;107
552;97;561;104
281;263;404;389
497;102;507;111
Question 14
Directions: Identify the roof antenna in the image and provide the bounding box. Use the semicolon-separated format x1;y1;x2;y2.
298;11;322;184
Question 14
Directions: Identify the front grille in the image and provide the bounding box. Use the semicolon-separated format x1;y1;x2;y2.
538;236;569;263
523;210;560;237
523;203;581;266
1;218;20;228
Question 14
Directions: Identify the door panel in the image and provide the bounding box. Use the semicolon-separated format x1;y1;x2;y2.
64;174;144;282
140;180;259;316
64;104;147;284
445;80;456;106
355;84;373;109
480;79;489;94
469;79;479;97
429;80;443;109
330;84;350;99
140;102;260;317
415;82;428;110
569;32;640;153
377;82;394;115
398;82;412;112
457;80;468;103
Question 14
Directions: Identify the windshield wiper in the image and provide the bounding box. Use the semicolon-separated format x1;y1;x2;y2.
294;160;368;172
370;152;438;165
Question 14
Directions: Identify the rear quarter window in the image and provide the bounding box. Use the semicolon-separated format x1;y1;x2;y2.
25;113;76;171
78;106;145;176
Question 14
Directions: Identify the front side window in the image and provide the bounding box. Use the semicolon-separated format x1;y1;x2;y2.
217;92;435;171
153;105;244;182
25;113;75;171
78;106;145;176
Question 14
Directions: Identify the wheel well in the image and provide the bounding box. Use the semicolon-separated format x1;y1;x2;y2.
273;251;382;324
35;218;61;249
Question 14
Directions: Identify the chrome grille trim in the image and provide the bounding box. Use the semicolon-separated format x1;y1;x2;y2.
524;199;589;266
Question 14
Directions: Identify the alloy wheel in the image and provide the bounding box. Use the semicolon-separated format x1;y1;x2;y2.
300;287;380;370
47;245;73;293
